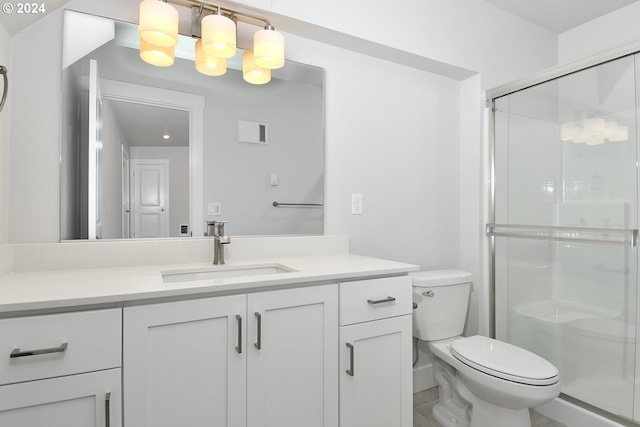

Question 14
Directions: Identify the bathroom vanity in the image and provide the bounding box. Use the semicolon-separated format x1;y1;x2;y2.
0;239;417;427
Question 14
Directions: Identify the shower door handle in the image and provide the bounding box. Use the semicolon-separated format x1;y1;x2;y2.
486;223;639;247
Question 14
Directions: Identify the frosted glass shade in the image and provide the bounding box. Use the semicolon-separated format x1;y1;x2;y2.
253;28;284;69
195;39;227;76
243;50;271;84
139;0;179;47
139;38;175;67
201;13;236;58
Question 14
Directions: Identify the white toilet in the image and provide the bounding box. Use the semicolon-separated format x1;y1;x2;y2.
412;270;560;427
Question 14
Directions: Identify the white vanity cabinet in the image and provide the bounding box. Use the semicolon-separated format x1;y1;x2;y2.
246;284;338;427
123;283;338;427
123;294;247;427
338;276;413;427
0;309;122;427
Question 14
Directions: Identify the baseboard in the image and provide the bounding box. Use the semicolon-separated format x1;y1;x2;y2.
413;363;435;393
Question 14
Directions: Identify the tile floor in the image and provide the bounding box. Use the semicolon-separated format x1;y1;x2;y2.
413;387;567;427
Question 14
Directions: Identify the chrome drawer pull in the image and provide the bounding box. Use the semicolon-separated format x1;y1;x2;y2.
346;343;354;376
105;392;111;427
367;296;396;305
236;315;243;354
255;312;262;350
10;342;68;358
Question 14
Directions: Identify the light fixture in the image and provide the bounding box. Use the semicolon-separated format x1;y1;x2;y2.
243;50;271;84
201;8;236;59
195;39;227;76
139;0;179;47
253;25;285;69
137;0;285;82
139;38;175;66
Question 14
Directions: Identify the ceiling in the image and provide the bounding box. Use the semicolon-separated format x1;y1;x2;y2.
106;100;189;148
484;0;640;34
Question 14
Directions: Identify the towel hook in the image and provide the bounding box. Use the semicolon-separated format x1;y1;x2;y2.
0;66;6;113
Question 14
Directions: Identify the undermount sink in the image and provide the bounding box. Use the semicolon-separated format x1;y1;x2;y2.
161;263;296;283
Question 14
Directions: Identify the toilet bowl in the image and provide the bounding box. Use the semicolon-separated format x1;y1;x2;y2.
412;270;560;427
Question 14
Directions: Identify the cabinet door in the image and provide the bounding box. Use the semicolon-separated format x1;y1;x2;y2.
0;368;121;427
247;284;338;427
340;315;412;427
123;295;246;427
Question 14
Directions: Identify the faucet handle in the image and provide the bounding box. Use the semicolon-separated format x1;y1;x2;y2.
206;220;228;236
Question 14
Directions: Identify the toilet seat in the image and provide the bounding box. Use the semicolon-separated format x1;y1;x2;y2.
450;336;559;386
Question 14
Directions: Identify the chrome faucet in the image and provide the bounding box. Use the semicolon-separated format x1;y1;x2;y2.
208;221;230;265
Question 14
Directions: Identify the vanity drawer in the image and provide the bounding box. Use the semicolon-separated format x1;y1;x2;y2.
339;276;412;326
0;308;121;386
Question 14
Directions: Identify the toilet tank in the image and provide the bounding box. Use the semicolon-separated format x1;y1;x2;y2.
411;270;472;341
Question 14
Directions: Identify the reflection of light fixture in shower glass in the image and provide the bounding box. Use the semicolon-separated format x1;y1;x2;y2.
609;125;629;141
561;116;629;144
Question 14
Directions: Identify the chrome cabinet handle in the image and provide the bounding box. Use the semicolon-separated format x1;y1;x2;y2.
236;315;242;354
367;296;396;305
346;343;354;376
105;392;111;427
254;312;262;350
422;291;434;297
10;342;68;358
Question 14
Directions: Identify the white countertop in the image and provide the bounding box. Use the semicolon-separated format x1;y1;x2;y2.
0;254;419;314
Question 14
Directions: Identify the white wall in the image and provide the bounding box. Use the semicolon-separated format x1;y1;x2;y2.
559;2;640;63
0;21;9;275
306;39;463;269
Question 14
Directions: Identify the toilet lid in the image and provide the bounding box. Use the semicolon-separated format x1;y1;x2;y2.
450;336;559;386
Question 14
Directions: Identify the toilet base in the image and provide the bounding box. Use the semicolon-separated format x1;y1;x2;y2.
433;402;470;427
456;376;532;427
432;358;471;427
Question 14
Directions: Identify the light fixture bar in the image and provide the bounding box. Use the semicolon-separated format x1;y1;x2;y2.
174;0;274;38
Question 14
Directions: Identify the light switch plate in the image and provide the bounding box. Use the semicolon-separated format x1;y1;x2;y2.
208;202;221;216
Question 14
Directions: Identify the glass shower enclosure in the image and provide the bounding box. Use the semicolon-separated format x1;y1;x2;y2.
489;53;640;422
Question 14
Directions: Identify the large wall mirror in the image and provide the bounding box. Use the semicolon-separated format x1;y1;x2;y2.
60;10;324;240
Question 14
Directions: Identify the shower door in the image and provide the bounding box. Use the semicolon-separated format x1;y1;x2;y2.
490;54;639;420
